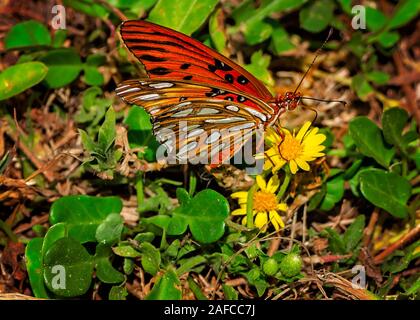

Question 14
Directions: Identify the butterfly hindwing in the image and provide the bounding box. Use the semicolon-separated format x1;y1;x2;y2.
116;79;267;164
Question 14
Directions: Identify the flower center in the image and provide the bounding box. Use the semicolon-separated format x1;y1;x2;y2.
279;134;302;160
253;191;278;212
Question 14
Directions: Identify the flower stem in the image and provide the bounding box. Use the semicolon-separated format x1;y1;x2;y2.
277;169;291;200
246;183;258;229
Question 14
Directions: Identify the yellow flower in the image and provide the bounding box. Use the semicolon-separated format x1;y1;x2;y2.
264;122;326;174
231;175;287;232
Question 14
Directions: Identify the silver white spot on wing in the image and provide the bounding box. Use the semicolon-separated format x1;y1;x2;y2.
117;87;140;95
149;82;174;89
187;128;205;138
245;107;267;122
226;105;239;112
204;117;245;123
197;108;220;115
178;141;198;155
205;131;221;144
172;108;193;117
134;93;160;101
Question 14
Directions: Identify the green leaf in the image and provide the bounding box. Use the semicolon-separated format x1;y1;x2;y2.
0;62;48;100
377;31;400;48
299;0;335;33
95;213;124;245
209;8;227;54
349;117;395;168
148;0;218;35
388;0;420;29
83;66;104;86
42;223;68;258
244;50;274;88
323;228;346;254
320;175;345;211
124;106;158;161
113;245;141;258
222;284;238;300
359;169;412;218
63;0;109;18
176;256;206;276
365;71;390;85
25;238;50;298
382;107;409;149
50;195;123;243
365;7;387;32
109;286;128;300
337;0;351;13
5;20;51;49
270;26;295;54
146;269;182;300
244;20;273;45
39;49;83;88
43;237;94;297
94;244;125;284
98;107;116;153
343;215;365;252
138;242;161;276
351;74;374;100
167;189;229;243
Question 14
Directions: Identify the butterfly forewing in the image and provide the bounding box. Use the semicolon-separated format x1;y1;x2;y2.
119;20;274;101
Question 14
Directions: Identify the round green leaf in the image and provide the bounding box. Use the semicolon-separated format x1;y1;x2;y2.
39;48;82;88
0;62;48;100
50;195;123;243
25;238;50;299
299;0;335;33
139;242;161;276
168;189;229;243
94;244;125;284
5;20;51;49
42;223;68;257
359;169;411;218
349;116;395;168
95;213;124;245
43;237;94;297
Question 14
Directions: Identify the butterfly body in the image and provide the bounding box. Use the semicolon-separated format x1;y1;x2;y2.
116;20;299;165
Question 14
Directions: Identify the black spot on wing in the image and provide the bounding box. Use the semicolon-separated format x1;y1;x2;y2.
224;74;234;83
149;67;171;75
139;55;166;62
180;63;191;70
237;75;249;84
237;95;246;102
183;75;193;80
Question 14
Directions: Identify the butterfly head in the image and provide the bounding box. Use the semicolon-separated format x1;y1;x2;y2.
273;91;302;112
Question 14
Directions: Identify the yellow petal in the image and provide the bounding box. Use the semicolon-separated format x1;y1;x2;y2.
231;208;246;216
231;191;248;199
295;158;310;171
267;175;280;193
256;175;267;191
277;203;288;211
289;160;298;174
296;122;312;142
254;211;268;230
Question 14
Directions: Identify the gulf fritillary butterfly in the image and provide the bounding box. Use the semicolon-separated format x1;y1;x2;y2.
116;20;302;166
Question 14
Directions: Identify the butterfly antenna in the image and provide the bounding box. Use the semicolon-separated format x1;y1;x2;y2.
301;96;347;106
293;28;334;95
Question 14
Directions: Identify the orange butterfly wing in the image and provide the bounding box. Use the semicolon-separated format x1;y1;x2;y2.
120;20;274;101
